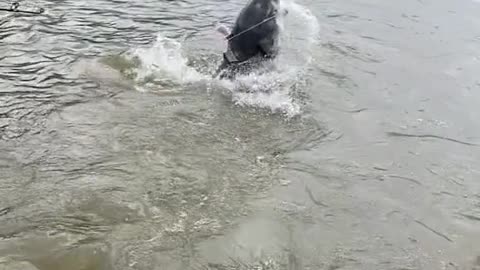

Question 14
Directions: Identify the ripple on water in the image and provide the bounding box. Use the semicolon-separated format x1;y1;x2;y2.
0;0;329;269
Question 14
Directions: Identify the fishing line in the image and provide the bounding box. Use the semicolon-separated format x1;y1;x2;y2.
226;14;277;41
225;7;288;42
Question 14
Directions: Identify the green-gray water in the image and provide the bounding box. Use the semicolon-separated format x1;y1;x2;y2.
1;0;479;269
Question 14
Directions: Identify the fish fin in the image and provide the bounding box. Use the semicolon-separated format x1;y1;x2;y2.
215;24;231;38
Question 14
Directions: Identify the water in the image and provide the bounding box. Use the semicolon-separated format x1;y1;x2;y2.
1;0;480;269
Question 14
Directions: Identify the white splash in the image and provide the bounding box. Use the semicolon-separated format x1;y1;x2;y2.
127;34;206;87
217;67;303;117
125;0;319;117
214;0;321;117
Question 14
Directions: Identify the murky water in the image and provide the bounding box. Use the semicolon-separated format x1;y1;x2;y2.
1;0;480;269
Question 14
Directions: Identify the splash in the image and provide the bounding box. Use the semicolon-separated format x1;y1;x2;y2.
120;0;319;117
215;0;321;117
123;34;207;92
278;0;320;63
216;67;304;118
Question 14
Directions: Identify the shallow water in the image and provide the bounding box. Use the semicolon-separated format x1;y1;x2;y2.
1;0;480;269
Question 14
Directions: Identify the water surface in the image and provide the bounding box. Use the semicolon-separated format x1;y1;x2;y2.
1;0;480;269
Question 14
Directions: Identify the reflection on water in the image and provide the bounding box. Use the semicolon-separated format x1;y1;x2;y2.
1;0;480;269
